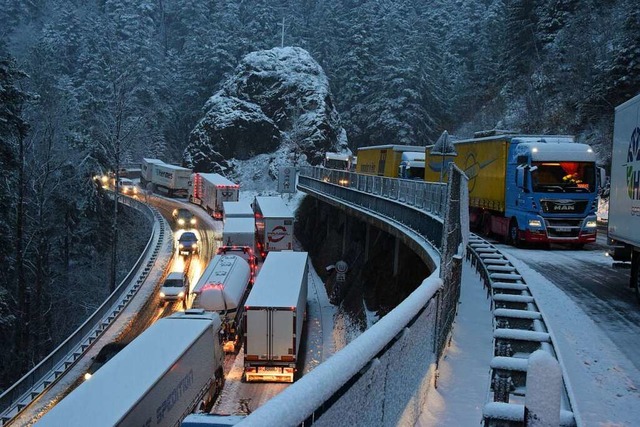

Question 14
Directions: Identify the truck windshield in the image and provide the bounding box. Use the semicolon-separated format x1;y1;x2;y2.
531;161;596;193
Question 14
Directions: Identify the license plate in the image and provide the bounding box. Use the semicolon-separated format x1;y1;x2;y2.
556;227;571;232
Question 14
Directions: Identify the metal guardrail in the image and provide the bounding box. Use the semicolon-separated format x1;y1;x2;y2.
466;234;577;426
299;167;447;249
301;166;448;218
0;194;166;425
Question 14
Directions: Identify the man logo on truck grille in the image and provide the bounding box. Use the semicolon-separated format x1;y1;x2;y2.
268;225;288;243
625;126;640;201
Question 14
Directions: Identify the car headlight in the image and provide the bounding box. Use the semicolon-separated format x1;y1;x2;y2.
178;291;185;298
528;219;542;227
159;292;165;298
585;220;597;228
178;219;185;225
192;243;197;248
190;218;196;225
84;372;92;381
179;243;184;248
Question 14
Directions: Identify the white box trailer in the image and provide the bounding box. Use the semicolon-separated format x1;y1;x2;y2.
189;254;252;352
609;93;640;297
140;158;164;185
37;311;224;427
222;217;256;251
189;173;240;219
254;196;294;258
223;201;254;222
243;251;308;383
152;163;192;197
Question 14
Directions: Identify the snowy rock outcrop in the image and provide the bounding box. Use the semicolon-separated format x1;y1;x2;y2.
184;47;347;173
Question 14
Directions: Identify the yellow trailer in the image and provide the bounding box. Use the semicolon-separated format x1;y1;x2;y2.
356;145;425;178
425;138;508;212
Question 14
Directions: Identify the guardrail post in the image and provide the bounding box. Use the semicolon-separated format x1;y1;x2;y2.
524;350;562;426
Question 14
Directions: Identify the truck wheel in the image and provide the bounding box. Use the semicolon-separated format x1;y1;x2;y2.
508;220;520;247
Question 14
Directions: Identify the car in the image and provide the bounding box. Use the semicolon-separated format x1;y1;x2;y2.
160;271;189;307
118;178;137;195
172;208;197;228
178;231;199;255
84;341;129;381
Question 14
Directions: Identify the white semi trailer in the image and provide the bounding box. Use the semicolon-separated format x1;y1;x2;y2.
140;158;164;186
243;251;308;383
189;173;240;219
223;200;254;222
222;217;256;251
608;93;640;301
189;254;252;352
153;163;192;197
254;196;294;259
36;311;224;427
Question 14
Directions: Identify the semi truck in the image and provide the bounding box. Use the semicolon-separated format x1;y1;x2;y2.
243;251;308;383
323;151;354;171
37;311;225;427
222;217;256;252
223;201;254;222
424;131;602;247
608;93;640;301
254;196;294;259
189;173;240;219
140;158;192;197
189;254;252;352
355;144;425;177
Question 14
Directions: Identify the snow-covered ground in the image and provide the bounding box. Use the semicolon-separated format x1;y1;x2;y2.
417;260;493;426
417;246;640;426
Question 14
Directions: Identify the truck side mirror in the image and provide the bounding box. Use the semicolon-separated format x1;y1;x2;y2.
598;167;606;190
516;165;528;192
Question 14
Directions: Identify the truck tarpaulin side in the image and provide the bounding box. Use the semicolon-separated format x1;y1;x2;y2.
355;144;425;177
37;311;224;427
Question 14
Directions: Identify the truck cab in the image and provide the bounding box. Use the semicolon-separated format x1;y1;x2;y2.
509;140;602;246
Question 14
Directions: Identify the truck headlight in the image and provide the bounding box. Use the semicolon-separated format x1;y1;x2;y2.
585;220;597;228
528;219;542;228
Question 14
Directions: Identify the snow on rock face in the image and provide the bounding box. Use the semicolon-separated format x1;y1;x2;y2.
184;47;346;173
